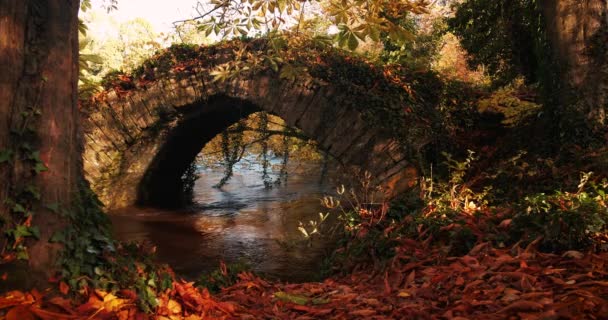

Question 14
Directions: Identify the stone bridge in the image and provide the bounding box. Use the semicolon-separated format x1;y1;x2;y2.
80;41;430;209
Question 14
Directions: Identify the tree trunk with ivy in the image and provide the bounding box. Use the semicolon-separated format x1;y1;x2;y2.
0;0;81;285
542;0;608;139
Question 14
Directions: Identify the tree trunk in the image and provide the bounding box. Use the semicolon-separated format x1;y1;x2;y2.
0;0;81;283
542;0;608;138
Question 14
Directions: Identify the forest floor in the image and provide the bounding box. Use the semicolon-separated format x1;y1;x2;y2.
1;237;607;319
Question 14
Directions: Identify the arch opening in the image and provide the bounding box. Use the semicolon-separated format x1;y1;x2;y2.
137;95;260;207
136;94;331;208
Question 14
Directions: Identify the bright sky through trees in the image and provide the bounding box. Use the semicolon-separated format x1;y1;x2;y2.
90;0;200;35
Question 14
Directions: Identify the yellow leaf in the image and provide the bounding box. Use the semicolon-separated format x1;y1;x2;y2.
167;299;182;314
103;293;129;312
397;290;411;298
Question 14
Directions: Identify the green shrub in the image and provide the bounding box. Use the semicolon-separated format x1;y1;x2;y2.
512;173;608;251
196;261;250;293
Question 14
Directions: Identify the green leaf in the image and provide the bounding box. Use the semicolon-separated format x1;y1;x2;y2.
347;34;359;51
12;203;26;214
0;149;13;163
30;226;40;239
49;231;66;243
28;150;42;161
274;291;310;305
46;203;60;214
25;185;41;200
16;249;29;260
34;162;48;174
9;225;39;239
94;266;105;276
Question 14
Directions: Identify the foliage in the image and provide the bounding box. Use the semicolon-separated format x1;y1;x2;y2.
200;112;322;189
193;0;430;51
476;77;542;127
78;38;104;98
196;261;250;293
181;162;199;205
448;0;551;87
53;183;174;312
513;173;608;251
2;240;608;319
100;69;135;91
421;151;490;215
0;74;49;262
432;33;489;84
215;120;245;188
379;14;447;69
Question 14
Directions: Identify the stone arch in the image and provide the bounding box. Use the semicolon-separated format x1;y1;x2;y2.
80;44;421;209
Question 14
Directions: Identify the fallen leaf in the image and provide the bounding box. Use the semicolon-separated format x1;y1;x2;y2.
59;282;69;295
7;306;35;320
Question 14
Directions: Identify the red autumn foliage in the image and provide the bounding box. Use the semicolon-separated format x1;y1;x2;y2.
1;239;607;319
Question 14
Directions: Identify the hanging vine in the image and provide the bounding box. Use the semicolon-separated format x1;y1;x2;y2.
258;112;273;189
205;113;319;188
215;119;245;188
0;80;46;261
275;126;291;186
181;162;199;204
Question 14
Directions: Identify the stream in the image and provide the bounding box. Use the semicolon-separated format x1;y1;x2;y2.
109;158;337;282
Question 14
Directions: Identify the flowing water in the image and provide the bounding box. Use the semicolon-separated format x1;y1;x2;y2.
109;158;337;282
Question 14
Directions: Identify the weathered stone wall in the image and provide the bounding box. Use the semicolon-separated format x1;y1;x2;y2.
81;58;419;210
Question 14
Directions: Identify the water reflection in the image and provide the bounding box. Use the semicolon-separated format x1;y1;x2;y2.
110;158;336;282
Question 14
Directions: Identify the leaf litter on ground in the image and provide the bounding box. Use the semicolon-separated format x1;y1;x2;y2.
1;238;607;319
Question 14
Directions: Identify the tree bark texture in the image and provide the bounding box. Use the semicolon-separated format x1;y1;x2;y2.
542;0;608;136
0;0;81;276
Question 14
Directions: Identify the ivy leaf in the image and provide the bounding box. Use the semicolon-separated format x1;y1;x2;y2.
30;226;40;239
8;225;39;240
0;149;13;163
25;185;41;200
28;151;42;161
16;249;29;260
12;203;26;214
33;162;48;174
49;231;66;243
347;34;359;51
46;203;60;214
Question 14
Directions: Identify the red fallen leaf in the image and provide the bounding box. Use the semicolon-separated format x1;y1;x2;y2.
118;289;138;300
404;270;416;286
7;306;36;320
290;304;333;315
48;297;75;314
384;271;391;295
1;273;7;281
350;309;377;316
455;276;465;286
498;300;544;314
463;279;484;292
59;282;69;295
0;291;33;309
216;301;237;314
76;295;103;314
30;306;78;319
30;289;43;303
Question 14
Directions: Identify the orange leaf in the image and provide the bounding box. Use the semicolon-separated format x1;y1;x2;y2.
350;309;377;316
48;297;75;314
498;300;544;314
30;307;78;320
7;306;35;320
59;282;69;295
